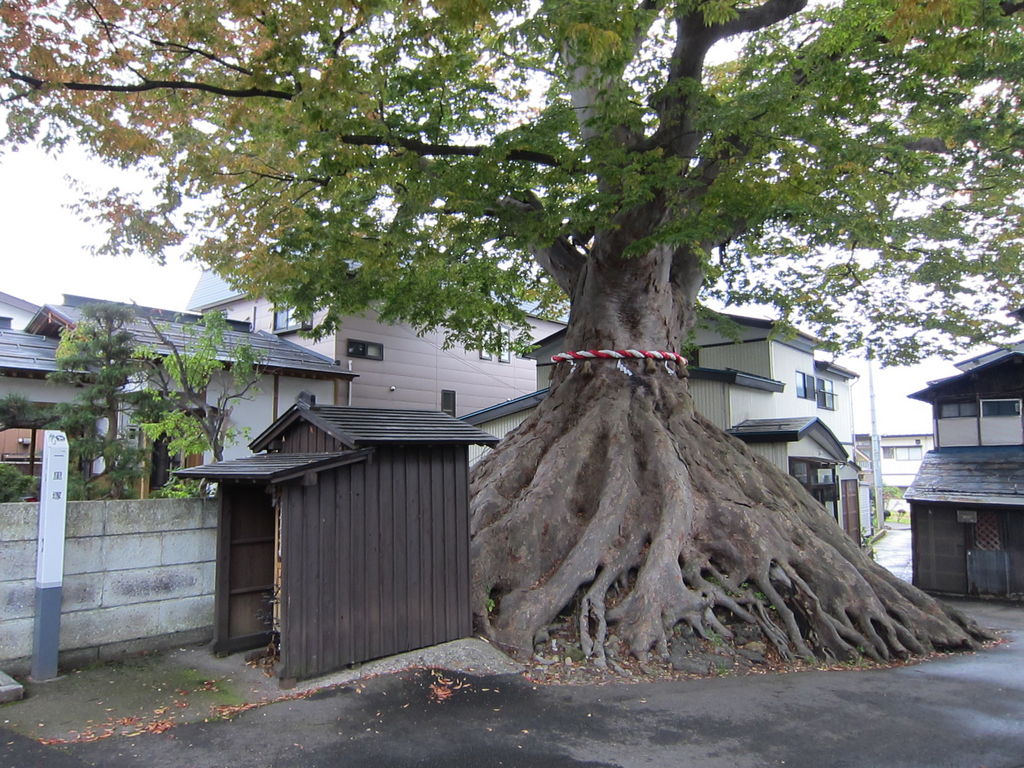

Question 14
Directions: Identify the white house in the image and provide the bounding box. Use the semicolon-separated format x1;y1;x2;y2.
854;432;935;494
0;291;39;331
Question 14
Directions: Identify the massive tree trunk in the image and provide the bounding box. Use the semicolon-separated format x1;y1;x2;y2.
469;244;990;668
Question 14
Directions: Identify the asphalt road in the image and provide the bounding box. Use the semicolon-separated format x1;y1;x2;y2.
3;600;1022;768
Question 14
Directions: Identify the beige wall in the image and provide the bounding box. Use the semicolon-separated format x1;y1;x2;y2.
936;417;978;448
216;296;557;417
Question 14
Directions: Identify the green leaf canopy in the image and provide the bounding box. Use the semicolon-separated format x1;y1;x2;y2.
3;0;1023;360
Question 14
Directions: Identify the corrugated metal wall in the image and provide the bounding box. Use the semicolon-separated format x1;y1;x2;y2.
688;379;730;430
277;446;471;681
468;412;531;464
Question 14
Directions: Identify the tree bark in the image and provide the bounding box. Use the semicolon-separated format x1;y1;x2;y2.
470;243;989;667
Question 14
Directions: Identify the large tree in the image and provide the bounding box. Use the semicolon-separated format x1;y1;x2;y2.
4;0;1022;664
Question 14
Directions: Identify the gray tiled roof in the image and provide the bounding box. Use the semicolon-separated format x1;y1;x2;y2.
251;404;500;450
728;416;848;463
36;302;350;379
728;417;818;436
0;330;61;374
906;446;1024;506
175;450;371;482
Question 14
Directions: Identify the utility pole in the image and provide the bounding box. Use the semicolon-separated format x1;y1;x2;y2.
867;352;886;535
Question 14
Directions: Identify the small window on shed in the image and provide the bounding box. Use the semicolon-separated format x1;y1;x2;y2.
981;399;1021;417
441;389;456;416
347;339;384;360
939;401;978;418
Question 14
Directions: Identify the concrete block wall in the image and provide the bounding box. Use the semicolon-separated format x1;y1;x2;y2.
0;499;218;673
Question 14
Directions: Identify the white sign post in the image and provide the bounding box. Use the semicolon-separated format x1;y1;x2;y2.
31;430;70;681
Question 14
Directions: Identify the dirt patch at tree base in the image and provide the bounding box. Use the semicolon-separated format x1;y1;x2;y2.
519;621;1008;687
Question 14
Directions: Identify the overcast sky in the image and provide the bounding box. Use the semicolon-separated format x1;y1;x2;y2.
1;144;972;437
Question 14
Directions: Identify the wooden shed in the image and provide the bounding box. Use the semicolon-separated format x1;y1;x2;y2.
906;446;1024;599
177;399;498;682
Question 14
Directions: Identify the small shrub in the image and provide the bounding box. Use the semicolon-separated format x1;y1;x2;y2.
0;464;38;502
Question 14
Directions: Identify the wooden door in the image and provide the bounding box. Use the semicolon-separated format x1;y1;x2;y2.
214;485;277;654
841;479;860;542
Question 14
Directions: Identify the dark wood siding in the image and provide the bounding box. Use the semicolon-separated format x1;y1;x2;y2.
279;421;344;453
277;445;471;681
912;502;1024;598
911;505;968;594
1008;512;1024;596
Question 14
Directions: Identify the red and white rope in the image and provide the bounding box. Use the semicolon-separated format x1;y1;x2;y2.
551;349;687;365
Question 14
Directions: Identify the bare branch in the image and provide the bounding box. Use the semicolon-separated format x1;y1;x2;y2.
7;69;295;100
145;38;254;77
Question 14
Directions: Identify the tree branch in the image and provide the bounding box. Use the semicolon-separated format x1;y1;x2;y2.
337;133;561;167
496;193;586;294
145;38;254;77
7;70;294;100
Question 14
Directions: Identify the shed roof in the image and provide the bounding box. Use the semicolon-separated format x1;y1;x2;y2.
905;446;1024;506
251;403;501;451
175;450;371;483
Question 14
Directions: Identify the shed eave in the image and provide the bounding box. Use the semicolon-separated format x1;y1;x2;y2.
173;449;371;482
905;491;1024;507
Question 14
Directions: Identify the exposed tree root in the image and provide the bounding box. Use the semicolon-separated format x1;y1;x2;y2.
470;360;991;668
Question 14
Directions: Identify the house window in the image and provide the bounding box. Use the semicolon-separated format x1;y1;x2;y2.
273;307;310;332
498;326;512;363
815;377;835;410
441;389;456;416
479;350;492;361
939;401;978;418
981;399;1021;418
882;446;923;461
347;339;384;360
796;372;816;401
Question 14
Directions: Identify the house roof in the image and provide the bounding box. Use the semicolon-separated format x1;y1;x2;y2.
175;450;372;483
0;329;62;376
908;352;1024;402
689;366;786;392
23;297;353;381
462;388;549;425
250;403;501;451
728;416;849;463
186;271;247;312
954;339;1024;372
905;446;1024;507
0;291;40;315
814;359;858;381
